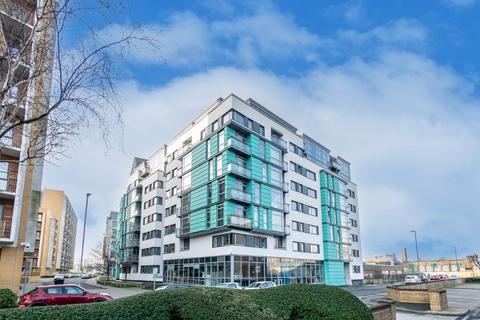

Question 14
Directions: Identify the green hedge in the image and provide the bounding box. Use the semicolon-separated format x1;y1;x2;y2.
0;284;372;320
0;289;17;309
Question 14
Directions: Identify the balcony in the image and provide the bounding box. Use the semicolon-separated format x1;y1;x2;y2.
282;161;288;171
0;1;35;27
124;238;139;247
271;136;287;151
121;254;139;264
0;216;12;239
226;162;251;179
282;182;289;192
0;175;17;195
226;188;251;204
283;203;290;214
226;137;250;155
176;227;190;238
227;215;252;229
271;201;284;211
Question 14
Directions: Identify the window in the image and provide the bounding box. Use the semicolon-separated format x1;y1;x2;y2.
218;130;225;152
270;145;282;167
183;152;192;172
141;265;160;274
349;219;358;228
0;163;8;190
262;208;268;229
253;206;259;228
290;181;317;198
182;172;191;191
292;221;319;235
164;243;175;254
353;265;361;273
207;139;212;158
216;156;223;176
351;234;359;242
234;204;248;217
212;233;267;248
64;286;83;294
212;120;219;131
181;238;190;251
289;142;305;157
46;287;63;295
165;205;177;217
271;188;283;210
144;197;163;209
165;224;176;235
352;249;360;257
259;139;265;159
303;136;330;167
142;230;162;240
254;182;261;204
292;241;320;253
232;110;265;136
141;247;161;256
290;161;316;181
209;160;215;180
274;236;286;249
291;201;318;216
142;213;162;225
270;166;283;188
349;204;357;213
262;162;268;183
347;189;356;198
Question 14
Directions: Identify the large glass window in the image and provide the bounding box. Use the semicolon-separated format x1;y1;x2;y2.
216;156;223;176
182;172;191;191
270;146;282;167
253;206;259;228
209;160;215;180
0;163;9;190
218;130;225;152
183;152;192;172
262;163;268;183
259;139;265;159
271;210;283;232
254;182;261;204
270;166;282;188
271;188;283;210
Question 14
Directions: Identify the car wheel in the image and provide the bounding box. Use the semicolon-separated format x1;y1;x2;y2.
30;303;47;307
94;299;107;303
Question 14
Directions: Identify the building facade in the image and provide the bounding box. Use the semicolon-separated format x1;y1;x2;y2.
116;95;363;286
0;0;55;291
363;254;404;284
29;189;77;278
103;211;118;277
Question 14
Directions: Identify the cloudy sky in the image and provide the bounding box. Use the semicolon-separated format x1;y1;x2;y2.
43;0;480;265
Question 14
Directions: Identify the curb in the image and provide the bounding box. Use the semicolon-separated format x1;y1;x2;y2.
396;307;470;316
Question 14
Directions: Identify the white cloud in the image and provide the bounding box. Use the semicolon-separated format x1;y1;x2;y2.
443;0;477;7
44;48;480;262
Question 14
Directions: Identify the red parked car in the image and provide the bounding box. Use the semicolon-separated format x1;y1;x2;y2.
430;275;442;281
17;284;112;307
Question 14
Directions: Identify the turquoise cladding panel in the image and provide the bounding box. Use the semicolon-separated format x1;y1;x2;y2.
210;134;218;156
190;185;208;211
324;261;345;286
249;134;261;159
210;205;218;228
192;162;209;188
250;157;264;181
192;141;207;167
211;180;219;204
190;208;206;232
261;184;271;207
265;141;271;162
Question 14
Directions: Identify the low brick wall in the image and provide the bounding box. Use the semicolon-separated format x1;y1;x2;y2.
405;278;464;290
370;302;396;320
387;286;448;311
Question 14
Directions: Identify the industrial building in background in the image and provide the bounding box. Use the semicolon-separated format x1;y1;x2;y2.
103;211;118;277
0;0;56;291
28;189;77;280
115;94;363;286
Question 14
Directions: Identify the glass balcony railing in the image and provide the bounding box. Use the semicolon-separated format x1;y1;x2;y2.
282;161;288;171
226;188;252;203
124;238;139;247
0;216;12;239
227;162;251;179
271;136;287;150
226;137;250;154
283;203;290;213
227;215;252;229
271;201;284;210
282;182;289;192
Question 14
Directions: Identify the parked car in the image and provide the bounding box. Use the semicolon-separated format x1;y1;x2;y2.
244;281;276;290
405;275;421;284
17;284;112;307
155;284;191;290
53;274;64;285
216;282;242;289
430;274;442;281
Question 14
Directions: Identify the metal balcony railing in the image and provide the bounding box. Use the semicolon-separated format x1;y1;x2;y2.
226;137;250;155
0;176;17;193
0;216;12;239
0;1;35;26
226;188;251;203
227;215;252;229
226;162;251;179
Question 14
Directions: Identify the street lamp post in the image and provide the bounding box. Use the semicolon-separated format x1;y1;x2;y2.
410;230;420;273
80;193;91;273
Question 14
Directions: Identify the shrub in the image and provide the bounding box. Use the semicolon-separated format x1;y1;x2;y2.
0;289;17;309
0;284;372;320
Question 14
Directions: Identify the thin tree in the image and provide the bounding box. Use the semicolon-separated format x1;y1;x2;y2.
0;0;160;163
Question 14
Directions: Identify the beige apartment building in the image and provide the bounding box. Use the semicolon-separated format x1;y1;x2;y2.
30;189;77;279
0;0;56;291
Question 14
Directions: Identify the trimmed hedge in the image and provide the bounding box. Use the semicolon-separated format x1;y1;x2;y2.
0;289;17;309
0;284;372;320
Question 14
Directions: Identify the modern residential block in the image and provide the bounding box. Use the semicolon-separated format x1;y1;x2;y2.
116;94;363;286
29;189;77;278
0;0;56;291
103;211;118;277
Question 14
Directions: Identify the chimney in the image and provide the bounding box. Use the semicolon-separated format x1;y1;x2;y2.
402;247;408;263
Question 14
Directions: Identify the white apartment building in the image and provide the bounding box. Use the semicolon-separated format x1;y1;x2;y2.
116;94;363;286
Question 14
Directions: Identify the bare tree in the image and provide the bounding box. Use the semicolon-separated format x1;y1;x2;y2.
88;239;107;274
0;0;159;164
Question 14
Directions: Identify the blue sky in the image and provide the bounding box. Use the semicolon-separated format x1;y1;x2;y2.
44;0;480;265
